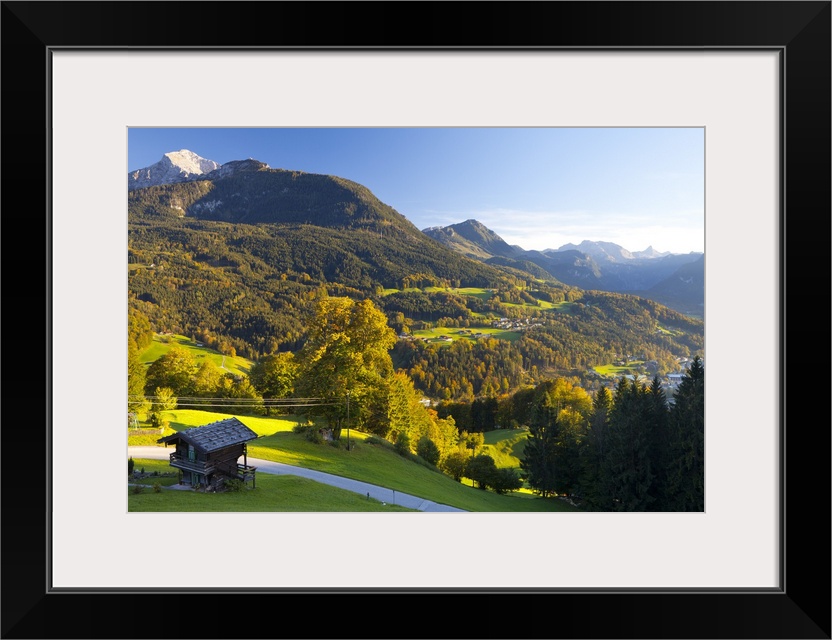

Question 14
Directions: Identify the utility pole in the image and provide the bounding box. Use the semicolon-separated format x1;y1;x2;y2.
346;391;351;452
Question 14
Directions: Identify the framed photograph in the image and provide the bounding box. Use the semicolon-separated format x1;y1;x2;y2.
3;2;829;638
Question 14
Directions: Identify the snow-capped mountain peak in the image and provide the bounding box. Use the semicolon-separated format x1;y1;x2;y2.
162;149;220;175
128;149;221;190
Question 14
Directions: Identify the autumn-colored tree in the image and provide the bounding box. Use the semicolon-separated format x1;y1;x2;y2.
296;297;396;438
128;341;148;415
249;352;299;414
145;344;198;396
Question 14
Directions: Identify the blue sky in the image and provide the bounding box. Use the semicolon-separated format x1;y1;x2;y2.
129;127;704;254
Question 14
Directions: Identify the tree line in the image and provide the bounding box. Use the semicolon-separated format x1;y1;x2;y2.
520;358;704;511
130;297;703;509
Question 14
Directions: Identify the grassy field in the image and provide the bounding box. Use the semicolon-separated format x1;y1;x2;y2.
139;333;253;376
163;409;303;436
132;410;578;513
128;410;303;445
246;432;573;512
451;287;493;300
381;286;573;313
542;300;574;312
593;361;646;377
410;327;522;343
481;428;529;469
381;286;494;299
128;457;180;486
127;428;171;446
128;472;417;512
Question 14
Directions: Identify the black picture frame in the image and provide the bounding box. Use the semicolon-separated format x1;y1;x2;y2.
2;2;829;638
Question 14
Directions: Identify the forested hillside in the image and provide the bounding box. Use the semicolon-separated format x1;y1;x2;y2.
128;164;703;401
126;146;705;513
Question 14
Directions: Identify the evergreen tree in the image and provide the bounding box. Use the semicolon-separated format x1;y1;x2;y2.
667;356;705;511
552;407;587;497
416;436;441;466
520;417;560;498
647;374;672;510
470;396;499;431
520;378;591;498
582;385;613;509
603;377;656;511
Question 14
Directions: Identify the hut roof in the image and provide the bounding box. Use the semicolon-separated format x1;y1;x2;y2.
157;417;258;453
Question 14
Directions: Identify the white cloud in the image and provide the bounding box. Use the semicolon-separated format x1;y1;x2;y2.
420;208;704;254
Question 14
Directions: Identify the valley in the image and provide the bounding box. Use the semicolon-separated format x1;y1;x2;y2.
127;148;705;512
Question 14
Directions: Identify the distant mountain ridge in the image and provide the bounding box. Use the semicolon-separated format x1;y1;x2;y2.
638;254;705;315
553;240;671;263
423;220;703;315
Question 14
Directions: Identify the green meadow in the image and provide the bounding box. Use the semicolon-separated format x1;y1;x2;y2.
127;457;180;486
128;471;417;512
541;300;574;312
130;410;578;513
127;409;300;445
139;333;253;376
451;287;493;300
410;327;522;343
593;361;646;377
481;428;529;469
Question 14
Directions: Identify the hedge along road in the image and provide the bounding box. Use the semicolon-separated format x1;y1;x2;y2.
127;446;466;512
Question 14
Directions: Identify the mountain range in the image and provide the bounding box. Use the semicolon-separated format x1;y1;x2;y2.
423;219;704;315
127;150;703;390
128;151;516;288
128;151;703;315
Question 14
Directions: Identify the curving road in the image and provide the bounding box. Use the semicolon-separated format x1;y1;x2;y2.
128;446;466;512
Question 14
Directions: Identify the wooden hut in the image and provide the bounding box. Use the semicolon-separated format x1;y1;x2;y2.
157;417;258;490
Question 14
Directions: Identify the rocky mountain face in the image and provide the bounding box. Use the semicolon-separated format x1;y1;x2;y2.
423;219;523;260
127;149;221;190
204;158;271;180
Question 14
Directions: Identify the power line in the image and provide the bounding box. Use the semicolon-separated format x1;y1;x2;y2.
133;395;330;402
128;401;341;409
129;395;349;410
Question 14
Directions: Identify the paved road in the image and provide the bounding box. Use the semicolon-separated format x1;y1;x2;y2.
128;446;466;512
